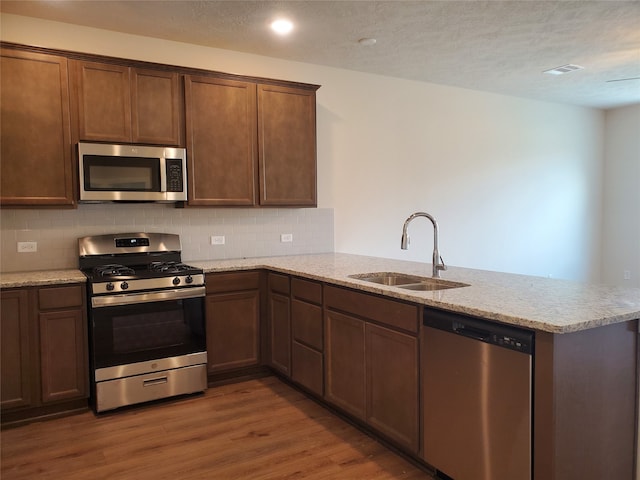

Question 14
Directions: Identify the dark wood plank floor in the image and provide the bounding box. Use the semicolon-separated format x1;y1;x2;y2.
1;376;434;480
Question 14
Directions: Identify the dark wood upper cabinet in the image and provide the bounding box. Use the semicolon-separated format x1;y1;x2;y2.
72;60;181;145
131;68;181;145
1;42;317;207
258;84;317;207
185;75;258;206
185;76;318;207
0;48;74;206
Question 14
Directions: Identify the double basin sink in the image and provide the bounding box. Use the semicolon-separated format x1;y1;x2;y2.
348;272;469;291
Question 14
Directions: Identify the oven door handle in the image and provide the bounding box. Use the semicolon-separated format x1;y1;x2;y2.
91;287;206;308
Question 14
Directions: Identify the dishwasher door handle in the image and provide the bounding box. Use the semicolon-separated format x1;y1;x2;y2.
453;325;491;342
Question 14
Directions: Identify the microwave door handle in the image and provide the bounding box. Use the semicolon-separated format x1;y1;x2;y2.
159;156;167;192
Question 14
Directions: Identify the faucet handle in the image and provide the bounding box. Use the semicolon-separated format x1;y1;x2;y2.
438;255;447;271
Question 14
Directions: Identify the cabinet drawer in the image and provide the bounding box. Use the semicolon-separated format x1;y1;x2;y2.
291;299;323;350
268;272;290;295
291;277;322;304
324;285;418;334
292;341;323;396
38;285;84;310
205;271;260;294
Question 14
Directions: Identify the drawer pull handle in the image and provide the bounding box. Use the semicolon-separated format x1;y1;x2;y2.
143;376;168;387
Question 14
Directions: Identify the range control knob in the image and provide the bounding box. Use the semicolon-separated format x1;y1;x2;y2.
172;277;181;286
120;281;129;290
185;275;193;284
106;282;115;291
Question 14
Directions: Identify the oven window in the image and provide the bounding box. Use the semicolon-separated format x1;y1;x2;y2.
91;297;205;369
84;155;161;191
112;310;188;354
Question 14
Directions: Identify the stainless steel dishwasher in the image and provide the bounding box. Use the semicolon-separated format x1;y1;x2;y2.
422;308;534;480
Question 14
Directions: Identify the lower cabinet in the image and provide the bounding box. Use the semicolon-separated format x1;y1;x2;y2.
324;285;420;453
1;284;88;423
267;273;291;376
325;310;366;419
366;323;419;451
205;271;261;374
38;286;88;403
1;288;33;410
290;278;323;396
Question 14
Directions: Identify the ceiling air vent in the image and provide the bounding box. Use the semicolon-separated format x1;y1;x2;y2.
543;64;584;75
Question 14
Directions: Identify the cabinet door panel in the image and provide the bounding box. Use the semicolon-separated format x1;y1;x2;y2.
185;76;257;205
291;299;323;350
324;310;365;420
1;49;73;206
366;323;419;452
39;309;87;403
269;291;291;376
1;289;32;409
131;68;181;145
206;290;260;373
258;84;316;206
292;341;323;396
75;61;132;142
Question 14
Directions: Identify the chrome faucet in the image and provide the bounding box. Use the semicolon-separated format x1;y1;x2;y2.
401;212;447;278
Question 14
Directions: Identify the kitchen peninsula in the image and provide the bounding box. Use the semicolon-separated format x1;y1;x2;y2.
2;252;639;480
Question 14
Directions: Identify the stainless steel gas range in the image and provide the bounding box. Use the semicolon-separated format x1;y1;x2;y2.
78;232;207;412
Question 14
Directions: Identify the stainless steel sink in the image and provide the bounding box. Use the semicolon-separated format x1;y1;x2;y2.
348;272;469;291
348;272;425;286
397;279;469;291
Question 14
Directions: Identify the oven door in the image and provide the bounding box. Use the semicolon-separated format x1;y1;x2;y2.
90;288;206;375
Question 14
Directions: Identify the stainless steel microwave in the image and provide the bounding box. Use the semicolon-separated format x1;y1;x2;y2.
78;142;187;202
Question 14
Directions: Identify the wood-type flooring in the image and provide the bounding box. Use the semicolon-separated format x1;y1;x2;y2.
1;376;433;480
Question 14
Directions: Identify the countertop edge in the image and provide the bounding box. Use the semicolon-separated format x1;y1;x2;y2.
3;254;639;334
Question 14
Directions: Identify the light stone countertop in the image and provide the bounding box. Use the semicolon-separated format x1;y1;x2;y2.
0;269;87;288
191;253;640;334
3;253;639;334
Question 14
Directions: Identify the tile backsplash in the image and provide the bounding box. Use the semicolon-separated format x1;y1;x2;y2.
0;204;334;272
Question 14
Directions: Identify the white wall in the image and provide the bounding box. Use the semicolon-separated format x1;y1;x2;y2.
602;104;640;288
1;14;607;282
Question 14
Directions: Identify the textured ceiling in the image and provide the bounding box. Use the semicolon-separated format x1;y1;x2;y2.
2;0;640;109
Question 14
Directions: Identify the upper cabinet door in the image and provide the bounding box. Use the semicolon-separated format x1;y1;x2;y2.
73;61;182;145
0;48;74;206
258;84;317;207
131;68;181;146
74;61;132;143
185;75;258;206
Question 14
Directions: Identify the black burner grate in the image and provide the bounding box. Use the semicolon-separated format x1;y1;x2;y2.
148;261;193;274
93;264;136;277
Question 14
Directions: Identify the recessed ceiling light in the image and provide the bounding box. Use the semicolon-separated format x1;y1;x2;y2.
271;19;293;35
358;38;377;46
543;64;584;75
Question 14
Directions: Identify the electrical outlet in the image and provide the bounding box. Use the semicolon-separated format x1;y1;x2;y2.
17;241;37;253
623;270;631;280
280;233;293;243
211;235;225;245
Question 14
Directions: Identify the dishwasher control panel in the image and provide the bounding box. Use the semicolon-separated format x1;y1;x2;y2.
426;309;534;355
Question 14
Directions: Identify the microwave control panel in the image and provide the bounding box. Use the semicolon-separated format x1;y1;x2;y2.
166;158;184;192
